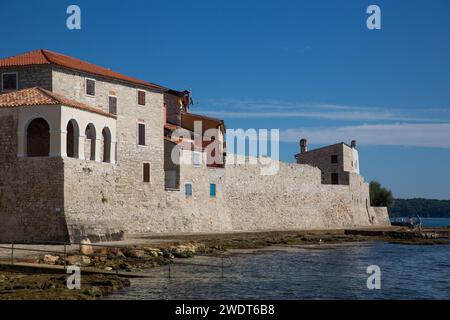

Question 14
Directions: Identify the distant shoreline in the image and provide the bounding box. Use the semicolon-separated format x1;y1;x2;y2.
389;198;450;218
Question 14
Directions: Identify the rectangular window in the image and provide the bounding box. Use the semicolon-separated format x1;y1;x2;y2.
138;123;146;145
85;78;96;96
185;183;193;197
137;90;146;106
331;155;338;164
331;173;339;185
210;183;216;198
108;96;117;115
1;72;18;91
143;163;150;183
193;151;201;166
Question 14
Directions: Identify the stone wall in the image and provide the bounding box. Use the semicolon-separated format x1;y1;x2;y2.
0;66;52;92
52;68;167;240
0;109;69;242
224;157;389;231
0;65;390;243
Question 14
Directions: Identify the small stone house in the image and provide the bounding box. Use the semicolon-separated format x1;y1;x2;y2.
295;139;360;185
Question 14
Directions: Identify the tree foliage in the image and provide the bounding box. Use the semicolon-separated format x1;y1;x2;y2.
369;181;394;208
389;198;450;218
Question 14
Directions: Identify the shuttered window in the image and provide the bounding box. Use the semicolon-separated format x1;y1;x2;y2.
85;78;95;96
185;183;193;197
210;183;216;198
143;163;150;183
109;96;117;115
138;123;146;145
138;90;146;106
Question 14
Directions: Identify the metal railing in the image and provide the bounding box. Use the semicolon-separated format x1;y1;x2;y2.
0;241;70;268
0;240;233;279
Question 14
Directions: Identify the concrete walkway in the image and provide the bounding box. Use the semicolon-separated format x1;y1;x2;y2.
0;262;156;278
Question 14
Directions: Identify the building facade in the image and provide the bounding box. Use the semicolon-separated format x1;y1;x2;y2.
295;139;360;185
0;50;390;243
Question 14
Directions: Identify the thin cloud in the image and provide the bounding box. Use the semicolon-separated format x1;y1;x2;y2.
279;123;450;148
195;100;449;122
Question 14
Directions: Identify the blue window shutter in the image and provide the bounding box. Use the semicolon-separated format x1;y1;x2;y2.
210;184;216;197
185;183;192;197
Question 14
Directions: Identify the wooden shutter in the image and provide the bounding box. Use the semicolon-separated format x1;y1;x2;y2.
109;96;117;115
138;90;146;105
143;163;150;183
86;79;95;96
138;123;145;145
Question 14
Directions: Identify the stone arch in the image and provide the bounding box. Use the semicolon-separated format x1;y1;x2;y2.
85;123;97;161
102;127;112;163
26;118;50;157
66;119;80;158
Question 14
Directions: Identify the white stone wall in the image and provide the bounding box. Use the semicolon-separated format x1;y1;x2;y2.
52;67;167;240
0;65;390;242
224;158;389;231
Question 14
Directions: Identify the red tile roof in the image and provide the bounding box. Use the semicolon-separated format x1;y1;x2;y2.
0;49;165;91
0;87;116;118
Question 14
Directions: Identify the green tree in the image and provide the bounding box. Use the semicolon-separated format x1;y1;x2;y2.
369;181;394;207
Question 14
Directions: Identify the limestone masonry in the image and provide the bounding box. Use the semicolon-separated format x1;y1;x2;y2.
0;49;390;243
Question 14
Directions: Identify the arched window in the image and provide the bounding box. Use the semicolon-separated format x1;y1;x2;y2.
26;118;50;157
102;127;112;163
85;123;96;161
66;120;80;158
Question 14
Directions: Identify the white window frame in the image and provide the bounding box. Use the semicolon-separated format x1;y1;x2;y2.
1;72;18;92
142;162;151;184
137;120;146;146
85;77;96;96
193;150;202;167
137;89;146;106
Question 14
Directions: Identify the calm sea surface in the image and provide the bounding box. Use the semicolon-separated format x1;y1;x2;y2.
419;218;450;228
106;240;450;300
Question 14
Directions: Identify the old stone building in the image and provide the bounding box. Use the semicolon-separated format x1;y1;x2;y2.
0;49;390;243
295;139;360;185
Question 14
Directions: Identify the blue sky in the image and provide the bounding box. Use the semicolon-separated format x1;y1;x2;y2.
1;0;450;199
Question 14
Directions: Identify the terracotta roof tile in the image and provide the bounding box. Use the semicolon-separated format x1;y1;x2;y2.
0;87;116;118
0;49;165;91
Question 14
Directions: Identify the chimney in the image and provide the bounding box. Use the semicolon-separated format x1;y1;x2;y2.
351;140;357;149
300;138;308;153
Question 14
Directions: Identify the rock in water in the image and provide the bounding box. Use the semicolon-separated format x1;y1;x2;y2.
43;255;60;264
66;255;91;266
127;249;145;258
80;239;94;255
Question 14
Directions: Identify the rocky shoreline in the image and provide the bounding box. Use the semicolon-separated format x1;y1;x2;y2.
1;226;448;300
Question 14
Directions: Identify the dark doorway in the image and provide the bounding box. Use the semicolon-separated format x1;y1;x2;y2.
331;173;339;185
27;118;50;157
66;120;79;158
